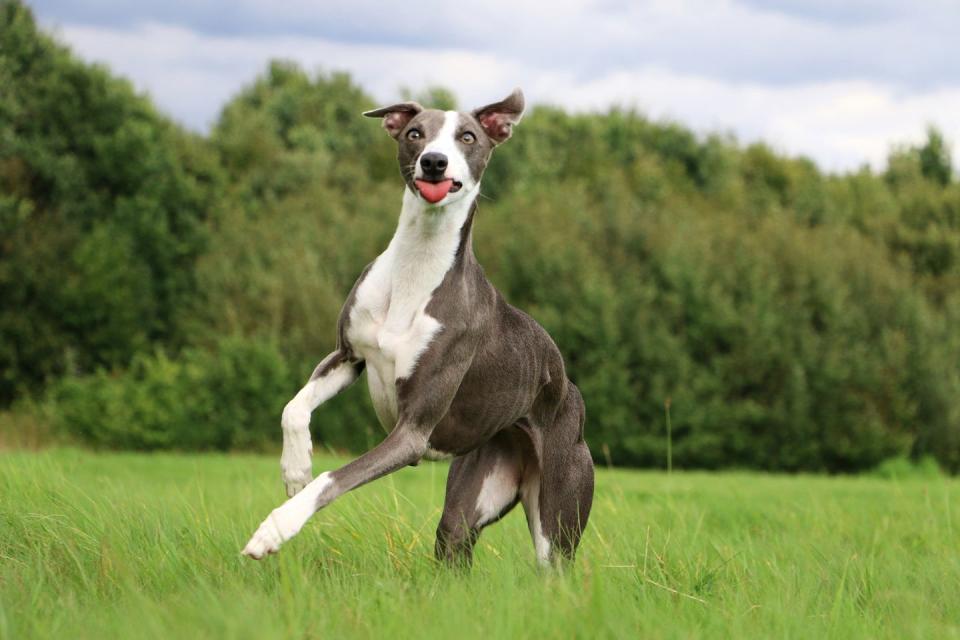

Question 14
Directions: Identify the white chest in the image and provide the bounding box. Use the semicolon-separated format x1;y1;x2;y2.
346;190;472;429
347;266;442;429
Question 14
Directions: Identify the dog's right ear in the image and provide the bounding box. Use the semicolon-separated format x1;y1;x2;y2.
363;102;424;139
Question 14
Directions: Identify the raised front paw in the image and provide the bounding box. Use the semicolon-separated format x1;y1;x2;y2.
281;463;312;498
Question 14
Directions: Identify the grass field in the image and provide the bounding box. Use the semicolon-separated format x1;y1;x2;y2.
1;449;958;639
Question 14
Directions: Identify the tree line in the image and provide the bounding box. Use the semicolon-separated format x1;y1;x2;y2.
2;1;959;471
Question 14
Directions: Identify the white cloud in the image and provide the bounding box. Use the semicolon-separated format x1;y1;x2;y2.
45;17;960;172
55;22;517;129
540;69;960;171
36;0;960;88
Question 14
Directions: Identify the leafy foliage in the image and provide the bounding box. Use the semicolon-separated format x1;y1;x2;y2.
0;0;223;402
3;1;960;471
49;337;292;450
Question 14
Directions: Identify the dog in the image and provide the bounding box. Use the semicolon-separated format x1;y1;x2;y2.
242;89;594;566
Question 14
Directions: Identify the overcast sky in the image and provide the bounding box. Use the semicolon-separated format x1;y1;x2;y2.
30;0;960;172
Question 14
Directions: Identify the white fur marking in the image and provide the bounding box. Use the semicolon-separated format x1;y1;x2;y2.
347;177;476;430
417;111;471;190
280;361;357;496
522;473;551;565
243;471;333;559
475;459;519;526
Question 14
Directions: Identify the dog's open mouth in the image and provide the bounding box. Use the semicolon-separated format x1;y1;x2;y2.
415;179;462;203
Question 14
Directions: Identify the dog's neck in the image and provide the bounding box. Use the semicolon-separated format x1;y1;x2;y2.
390;186;478;265
374;186;479;329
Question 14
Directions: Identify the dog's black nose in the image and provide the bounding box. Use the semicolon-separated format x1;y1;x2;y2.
419;152;448;179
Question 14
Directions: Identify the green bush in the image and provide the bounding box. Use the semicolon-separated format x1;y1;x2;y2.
49;337;293;450
871;455;944;480
47;336;384;453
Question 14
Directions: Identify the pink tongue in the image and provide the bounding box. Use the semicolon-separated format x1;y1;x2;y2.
416;179;453;203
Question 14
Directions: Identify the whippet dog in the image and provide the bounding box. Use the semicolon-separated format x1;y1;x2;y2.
242;89;594;566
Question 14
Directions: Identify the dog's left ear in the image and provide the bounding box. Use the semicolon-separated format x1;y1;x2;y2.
472;88;525;145
363;101;423;139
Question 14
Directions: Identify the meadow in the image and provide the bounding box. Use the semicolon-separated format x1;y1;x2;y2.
1;449;957;639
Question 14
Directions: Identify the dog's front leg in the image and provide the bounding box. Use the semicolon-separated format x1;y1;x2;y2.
280;351;362;497
243;424;429;559
245;329;478;560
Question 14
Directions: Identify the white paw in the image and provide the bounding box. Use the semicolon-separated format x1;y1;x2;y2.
241;503;306;560
242;513;285;559
241;473;333;560
281;464;312;498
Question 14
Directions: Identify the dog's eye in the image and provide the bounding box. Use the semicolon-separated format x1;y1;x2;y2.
406;128;422;141
460;132;476;144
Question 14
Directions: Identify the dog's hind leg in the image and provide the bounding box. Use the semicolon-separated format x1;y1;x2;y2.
435;429;529;567
521;382;594;565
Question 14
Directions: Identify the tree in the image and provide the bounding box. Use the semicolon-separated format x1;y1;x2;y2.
0;0;223;403
919;126;953;186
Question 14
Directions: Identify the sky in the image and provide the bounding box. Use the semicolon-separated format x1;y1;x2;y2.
29;0;960;172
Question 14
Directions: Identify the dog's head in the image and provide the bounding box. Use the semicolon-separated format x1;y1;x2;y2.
364;89;524;206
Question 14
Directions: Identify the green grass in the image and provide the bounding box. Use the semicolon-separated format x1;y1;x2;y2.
1;449;958;639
